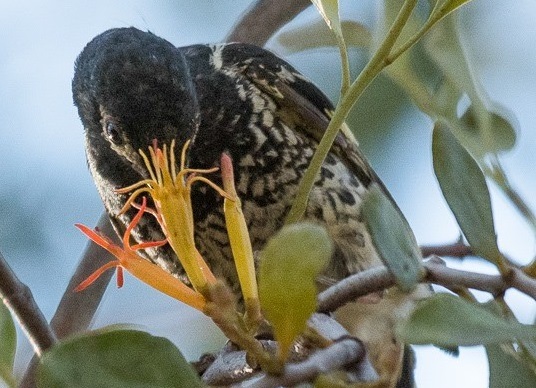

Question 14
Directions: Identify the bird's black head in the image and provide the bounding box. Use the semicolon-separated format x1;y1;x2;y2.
73;27;199;187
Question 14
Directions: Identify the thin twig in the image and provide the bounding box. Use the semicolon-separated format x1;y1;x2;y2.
420;240;473;258
0;251;56;356
488;155;536;237
424;261;507;296
318;266;395;314
225;0;310;45
318;260;536;313
510;267;536;299
20;213;117;388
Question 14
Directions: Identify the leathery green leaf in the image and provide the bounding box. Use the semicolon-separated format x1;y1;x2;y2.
398;294;536;347
487;344;536;388
484;301;536;386
432;122;503;265
361;184;423;292
258;223;332;361
439;0;476;16
457;104;517;158
424;15;516;159
310;0;342;36
310;0;350;91
37;329;203;388
276;20;370;54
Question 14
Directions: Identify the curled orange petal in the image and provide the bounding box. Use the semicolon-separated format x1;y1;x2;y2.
74;260;120;292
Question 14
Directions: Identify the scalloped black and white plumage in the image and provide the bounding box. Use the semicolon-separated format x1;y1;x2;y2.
72;26;390;284
73;27;418;386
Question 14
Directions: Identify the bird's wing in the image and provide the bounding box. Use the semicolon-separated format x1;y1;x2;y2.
219;43;385;192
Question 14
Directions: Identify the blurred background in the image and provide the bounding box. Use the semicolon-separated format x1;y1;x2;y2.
1;1;535;387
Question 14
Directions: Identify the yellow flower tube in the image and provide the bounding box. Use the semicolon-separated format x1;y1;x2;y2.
116;140;218;294
220;153;261;328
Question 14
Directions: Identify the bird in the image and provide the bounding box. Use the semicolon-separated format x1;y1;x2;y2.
72;27;421;387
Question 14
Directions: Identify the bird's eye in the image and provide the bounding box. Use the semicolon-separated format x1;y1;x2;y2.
104;120;122;144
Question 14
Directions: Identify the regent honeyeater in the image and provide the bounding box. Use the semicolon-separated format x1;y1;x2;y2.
73;27;423;387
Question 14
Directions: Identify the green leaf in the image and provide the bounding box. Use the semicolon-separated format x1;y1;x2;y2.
276;20;370;54
398;294;536;347
361;184;423;292
457;104;517;158
37;329;204;388
310;0;342;36
487;344;536;388
432;122;502;265
258;223;332;361
439;0;475;16
516;337;536;373
310;0;351;92
424;14;517;158
0;303;16;387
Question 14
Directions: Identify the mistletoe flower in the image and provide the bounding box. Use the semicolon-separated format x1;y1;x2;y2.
77;140;264;357
77;139;260;326
75;197;206;311
116;140;226;295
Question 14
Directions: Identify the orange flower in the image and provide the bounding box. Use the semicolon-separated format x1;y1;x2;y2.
75;197;206;311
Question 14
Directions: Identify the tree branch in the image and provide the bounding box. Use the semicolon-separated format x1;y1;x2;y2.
49;213;117;338
510;267;536;299
202;313;377;387
225;0;311;45
0;251;56;357
318;266;395;314
236;338;366;388
318;258;536;313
